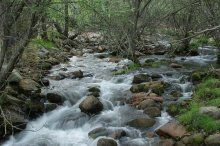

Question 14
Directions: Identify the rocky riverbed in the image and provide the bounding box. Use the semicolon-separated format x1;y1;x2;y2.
1;33;220;146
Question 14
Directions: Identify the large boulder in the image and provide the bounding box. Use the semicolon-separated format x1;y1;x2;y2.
156;122;187;139
130;81;166;95
97;138;118;146
200;106;220;119
18;79;40;95
79;96;103;114
205;133;220;146
133;74;150;84
46;93;65;105
127;117;156;128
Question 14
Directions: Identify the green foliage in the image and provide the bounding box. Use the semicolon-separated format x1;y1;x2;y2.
32;39;55;49
194;78;220;100
178;103;220;133
113;63;141;75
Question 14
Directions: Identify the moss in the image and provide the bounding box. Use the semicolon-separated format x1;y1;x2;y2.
113;63;141;75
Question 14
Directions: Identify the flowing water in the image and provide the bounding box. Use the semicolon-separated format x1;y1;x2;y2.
2;46;218;146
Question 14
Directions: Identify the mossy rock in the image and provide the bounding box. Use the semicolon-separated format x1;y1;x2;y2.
130;81;166;95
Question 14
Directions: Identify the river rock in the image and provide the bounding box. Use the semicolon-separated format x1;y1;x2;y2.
18;79;40;95
47;93;65;105
138;99;156;110
170;63;184;68
170;91;183;98
97;138;117;146
8;70;23;84
88;127;126;139
156;122;187;139
150;73;162;81
132;74;150;84
88;86;100;93
40;62;53;70
127;117;156;128
157;139;175;146
200;106;220;119
205;133;220;146
24;99;44;119
44;103;58;112
175;141;186;146
128;92;163;106
79;96;103;114
130;81;166;95
45;57;59;65
181;133;204;146
72;70;83;78
144;107;161;118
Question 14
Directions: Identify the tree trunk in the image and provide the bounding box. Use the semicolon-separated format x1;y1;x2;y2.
63;0;69;37
41;16;48;40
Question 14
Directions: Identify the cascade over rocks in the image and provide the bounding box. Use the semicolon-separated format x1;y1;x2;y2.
79;96;103;114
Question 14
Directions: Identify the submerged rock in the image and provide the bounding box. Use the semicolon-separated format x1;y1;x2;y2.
79;96;103;114
97;138;118;146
